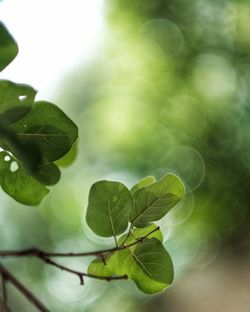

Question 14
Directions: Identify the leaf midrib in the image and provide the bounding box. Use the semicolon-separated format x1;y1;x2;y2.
132;250;153;279
107;195;116;240
131;192;176;224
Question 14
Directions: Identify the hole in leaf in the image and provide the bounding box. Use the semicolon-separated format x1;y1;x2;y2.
19;95;27;101
4;155;11;161
10;161;19;172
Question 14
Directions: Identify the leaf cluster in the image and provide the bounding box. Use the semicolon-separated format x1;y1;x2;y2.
0;22;78;205
86;174;184;294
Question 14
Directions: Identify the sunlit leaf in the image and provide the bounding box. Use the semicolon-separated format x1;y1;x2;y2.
86;180;132;237
119;223;163;246
130;176;156;194
107;238;173;294
0;23;18;72
88;258;114;277
130;174;184;227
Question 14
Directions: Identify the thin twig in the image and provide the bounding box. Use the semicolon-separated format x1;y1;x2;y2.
0;226;160;259
36;254;128;284
0;263;50;312
0;226;159;312
119;223;134;247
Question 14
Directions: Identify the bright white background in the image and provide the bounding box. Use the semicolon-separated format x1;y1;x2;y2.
0;0;105;100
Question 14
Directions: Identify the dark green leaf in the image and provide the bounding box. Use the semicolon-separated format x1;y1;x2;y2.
0;151;49;205
0;80;36;124
33;163;61;185
86;180;132;237
130;174;184;227
133;238;173;284
0;100;78;204
130;176;156;194
55;140;78;167
0;23;18;72
11;101;78;162
0;122;41;174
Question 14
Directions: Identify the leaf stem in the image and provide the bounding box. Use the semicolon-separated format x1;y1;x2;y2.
119;223;134;247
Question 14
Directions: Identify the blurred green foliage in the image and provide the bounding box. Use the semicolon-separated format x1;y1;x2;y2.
2;0;250;311
63;0;250;247
58;0;250;308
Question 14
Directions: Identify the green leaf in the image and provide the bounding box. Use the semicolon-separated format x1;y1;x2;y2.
86;180;132;237
88;224;163;282
119;224;163;246
130;176;156;194
33;163;61;185
0;100;78;205
133;238;173;284
0;80;36;124
107;238;174;294
88;258;114;277
0;23;18;72
55;140;78;167
0;122;41;174
0;151;49;205
130;174;184;227
11;101;78;162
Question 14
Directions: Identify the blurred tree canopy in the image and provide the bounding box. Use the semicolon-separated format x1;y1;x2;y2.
2;0;250;311
61;0;250;254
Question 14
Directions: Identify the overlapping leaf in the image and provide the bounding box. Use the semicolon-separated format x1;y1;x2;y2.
86;180;132;237
88;237;173;294
0;95;78;204
130;176;156;194
0;23;78;205
130;174;184;227
119;223;163;246
0;80;36;124
10;101;78;163
0;151;49;205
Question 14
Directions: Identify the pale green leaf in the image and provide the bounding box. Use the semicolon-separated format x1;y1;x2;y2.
130;176;156;194
88;258;114;277
106;238;173;294
118;224;163;246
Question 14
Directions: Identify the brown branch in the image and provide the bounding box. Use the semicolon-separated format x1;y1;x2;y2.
36;254;128;284
0;263;50;312
0;226;159;311
0;226;160;259
0;226;160;312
